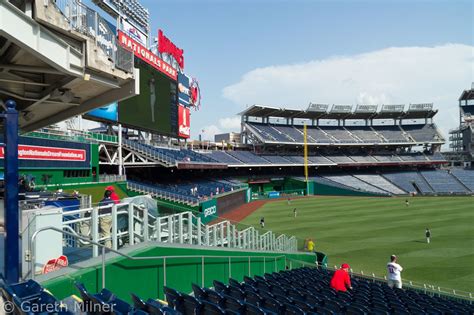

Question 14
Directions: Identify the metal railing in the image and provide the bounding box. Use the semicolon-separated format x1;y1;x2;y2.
287;258;473;302
122;140;176;166
25;129;118;144
49;0;133;73
98;174;127;183
54;200;297;259
30;226;287;289
127;181;199;206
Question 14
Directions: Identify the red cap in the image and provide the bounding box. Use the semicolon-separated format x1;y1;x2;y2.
105;186;115;191
341;263;350;269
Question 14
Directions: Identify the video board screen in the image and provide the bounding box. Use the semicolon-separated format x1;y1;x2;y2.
118;59;178;135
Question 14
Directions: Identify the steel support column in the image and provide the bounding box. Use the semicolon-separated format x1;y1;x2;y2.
3;100;19;283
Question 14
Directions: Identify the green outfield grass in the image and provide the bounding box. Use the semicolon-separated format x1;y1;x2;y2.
239;196;474;292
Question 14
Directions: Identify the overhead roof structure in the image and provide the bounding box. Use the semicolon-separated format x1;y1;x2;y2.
0;0;137;132
240;103;438;121
403;103;437;119
459;87;474;102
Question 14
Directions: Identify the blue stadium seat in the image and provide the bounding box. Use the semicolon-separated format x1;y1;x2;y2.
213;280;229;295
221;294;245;313
163;286;183;309
228;278;241;288
176;294;202;315
201;300;226;315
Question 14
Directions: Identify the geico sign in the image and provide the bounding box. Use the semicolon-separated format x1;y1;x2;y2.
204;205;217;217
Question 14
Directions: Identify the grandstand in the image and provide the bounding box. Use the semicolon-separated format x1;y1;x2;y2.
1;0;473;311
2;266;473;314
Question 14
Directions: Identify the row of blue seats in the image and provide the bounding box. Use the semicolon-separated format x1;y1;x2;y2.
131;179;236;201
247;123;441;144
2;267;471;315
207;151;445;166
163;267;472;314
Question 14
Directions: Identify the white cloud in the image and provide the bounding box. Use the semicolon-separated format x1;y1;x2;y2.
198;116;241;140
223;44;474;141
200;124;222;140
218;116;241;130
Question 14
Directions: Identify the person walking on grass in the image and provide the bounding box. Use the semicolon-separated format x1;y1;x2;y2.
260;217;265;228
405;199;409;207
387;255;403;289
425;228;431;244
293;207;297;218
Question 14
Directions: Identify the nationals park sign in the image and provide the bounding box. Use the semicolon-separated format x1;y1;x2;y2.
118;31;177;80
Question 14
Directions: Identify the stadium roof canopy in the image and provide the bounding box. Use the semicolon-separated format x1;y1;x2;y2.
459;88;474;101
240;104;438;120
403;103;438;119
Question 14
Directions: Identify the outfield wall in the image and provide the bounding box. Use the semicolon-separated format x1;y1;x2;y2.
39;243;318;302
312;181;384;196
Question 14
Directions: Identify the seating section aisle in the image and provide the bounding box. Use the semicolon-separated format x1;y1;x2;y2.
323;174;389;195
353;174;407;195
450;168;474;191
420;170;468;194
383;172;434;194
2;268;472;315
402;124;441;142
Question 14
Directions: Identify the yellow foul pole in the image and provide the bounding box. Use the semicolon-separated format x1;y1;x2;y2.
304;124;309;194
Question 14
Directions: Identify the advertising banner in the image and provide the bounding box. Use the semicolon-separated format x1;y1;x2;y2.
85;102;118;122
118;31;177;80
268;191;280;199
0;145;86;162
178;105;190;138
178;72;190;106
121;18;148;47
200;198;217;224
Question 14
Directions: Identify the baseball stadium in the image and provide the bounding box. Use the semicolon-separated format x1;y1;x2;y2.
0;0;473;314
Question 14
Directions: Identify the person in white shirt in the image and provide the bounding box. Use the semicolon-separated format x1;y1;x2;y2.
387;254;403;289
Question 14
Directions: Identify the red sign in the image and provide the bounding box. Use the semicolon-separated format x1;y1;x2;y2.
118;31;177;80
178;105;190;138
190;77;201;109
158;29;184;69
42;255;68;274
0;145;86;161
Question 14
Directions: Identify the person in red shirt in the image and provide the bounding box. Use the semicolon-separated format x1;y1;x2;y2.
105;186;120;204
330;263;353;292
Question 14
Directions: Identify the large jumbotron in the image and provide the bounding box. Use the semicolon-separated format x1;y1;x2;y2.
0;0;473;314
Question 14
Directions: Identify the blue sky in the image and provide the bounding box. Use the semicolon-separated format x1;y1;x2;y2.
92;0;473;139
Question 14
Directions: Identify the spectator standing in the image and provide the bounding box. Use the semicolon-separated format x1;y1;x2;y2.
330;263;352;292
105;186;120;204
293;208;297;218
307;239;315;252
425;228;431;244
405;199;409;207
260;217;265;228
387;255;403;288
